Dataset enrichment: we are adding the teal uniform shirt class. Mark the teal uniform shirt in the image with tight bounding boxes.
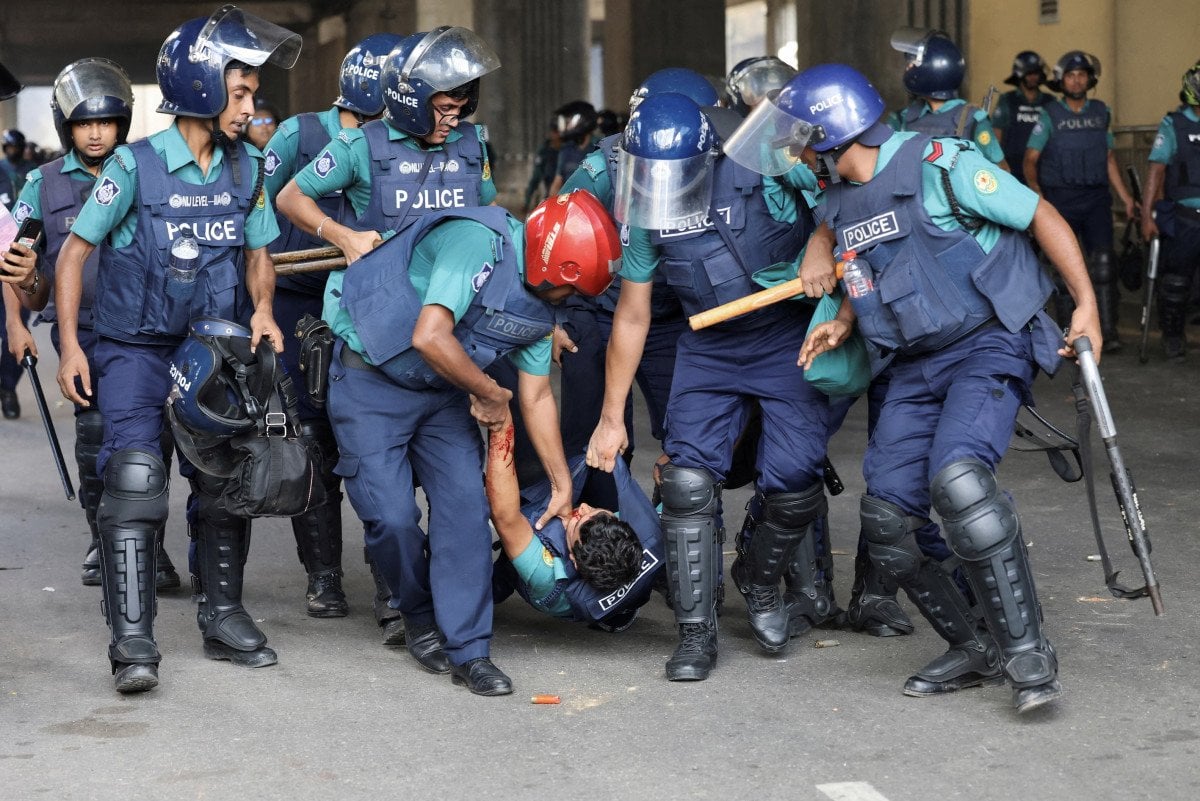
[12,149,95,224]
[1149,106,1200,210]
[261,105,343,199]
[889,98,1006,164]
[620,163,817,286]
[511,537,572,618]
[1025,98,1116,153]
[561,148,613,203]
[293,122,497,221]
[323,215,552,375]
[70,121,279,249]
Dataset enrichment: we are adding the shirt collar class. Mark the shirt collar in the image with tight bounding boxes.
[163,120,224,174]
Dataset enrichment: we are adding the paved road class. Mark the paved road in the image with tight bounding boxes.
[2,308,1198,800]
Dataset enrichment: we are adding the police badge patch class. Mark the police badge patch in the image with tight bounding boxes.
[94,176,121,206]
[12,200,33,224]
[973,169,999,195]
[263,149,281,176]
[313,151,337,179]
[471,262,494,292]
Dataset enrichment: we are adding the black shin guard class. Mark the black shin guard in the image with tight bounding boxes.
[76,412,105,583]
[660,465,719,680]
[932,460,1057,691]
[98,450,169,672]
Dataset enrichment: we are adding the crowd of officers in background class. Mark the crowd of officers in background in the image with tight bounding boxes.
[0,8,1193,713]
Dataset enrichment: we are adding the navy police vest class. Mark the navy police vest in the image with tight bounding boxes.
[649,155,811,329]
[822,135,1054,358]
[92,139,255,345]
[271,112,347,295]
[998,90,1053,178]
[37,159,101,328]
[0,163,14,210]
[900,100,980,139]
[1165,111,1200,203]
[341,206,554,390]
[1038,100,1110,188]
[356,120,485,235]
[513,455,663,623]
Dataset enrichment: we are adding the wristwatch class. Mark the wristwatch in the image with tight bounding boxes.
[20,269,40,296]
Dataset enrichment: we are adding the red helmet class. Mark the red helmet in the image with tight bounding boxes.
[525,190,621,297]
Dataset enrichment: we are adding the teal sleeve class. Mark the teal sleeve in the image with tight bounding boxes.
[561,151,613,206]
[293,131,371,216]
[991,96,1011,131]
[971,111,1005,164]
[1025,109,1052,152]
[510,536,572,617]
[416,221,499,321]
[509,335,553,376]
[480,149,497,205]
[244,157,281,249]
[886,109,904,132]
[1149,116,1176,164]
[69,146,138,246]
[13,168,44,223]
[619,226,658,283]
[945,148,1039,231]
[261,117,303,198]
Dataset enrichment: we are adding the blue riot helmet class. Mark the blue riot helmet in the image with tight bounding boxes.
[724,63,891,182]
[51,58,134,160]
[0,61,21,101]
[1005,50,1047,87]
[157,5,301,118]
[613,92,717,230]
[166,318,283,477]
[726,56,797,116]
[381,26,500,137]
[891,27,964,100]
[1049,51,1101,98]
[335,32,404,120]
[629,67,720,114]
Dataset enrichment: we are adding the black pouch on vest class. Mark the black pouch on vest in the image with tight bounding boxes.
[295,313,334,409]
[222,375,325,517]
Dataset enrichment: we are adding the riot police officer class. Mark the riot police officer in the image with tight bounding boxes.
[2,58,183,589]
[889,28,1006,166]
[725,56,796,117]
[992,51,1055,186]
[588,93,836,681]
[1024,51,1136,352]
[322,191,620,695]
[261,32,402,624]
[732,63,1101,712]
[2,128,38,197]
[53,6,300,693]
[1141,62,1200,360]
[546,100,598,197]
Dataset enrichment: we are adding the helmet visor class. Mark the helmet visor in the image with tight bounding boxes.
[613,148,715,229]
[728,60,796,110]
[0,62,21,101]
[195,5,302,70]
[722,98,815,176]
[889,27,940,64]
[54,59,133,120]
[401,27,500,92]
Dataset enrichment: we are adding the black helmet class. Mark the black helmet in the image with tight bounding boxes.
[3,128,26,151]
[50,58,134,155]
[1005,51,1047,86]
[555,99,598,142]
[1049,51,1100,97]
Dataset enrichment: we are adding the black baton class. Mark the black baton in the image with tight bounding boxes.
[20,349,75,501]
[1074,336,1163,615]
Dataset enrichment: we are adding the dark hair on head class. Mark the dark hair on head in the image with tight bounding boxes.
[572,514,642,591]
[225,60,259,77]
[444,79,479,101]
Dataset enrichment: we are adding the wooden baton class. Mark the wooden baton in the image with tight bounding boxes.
[272,245,343,265]
[275,257,348,276]
[687,261,846,331]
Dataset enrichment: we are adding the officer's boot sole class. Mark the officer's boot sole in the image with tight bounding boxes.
[665,654,717,682]
[114,663,159,694]
[203,640,279,668]
[306,604,349,619]
[903,671,1005,697]
[1014,679,1062,714]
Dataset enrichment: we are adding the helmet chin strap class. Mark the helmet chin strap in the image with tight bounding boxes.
[813,142,852,185]
[209,117,242,185]
[75,146,112,168]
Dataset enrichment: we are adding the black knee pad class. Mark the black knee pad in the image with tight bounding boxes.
[660,464,717,517]
[101,449,169,528]
[1159,272,1191,306]
[76,410,104,449]
[762,481,826,530]
[931,459,1019,562]
[859,494,923,583]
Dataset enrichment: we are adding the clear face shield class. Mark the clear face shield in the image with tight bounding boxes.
[728,60,797,111]
[54,59,133,119]
[722,97,818,176]
[192,5,302,70]
[613,147,716,230]
[889,27,941,66]
[398,26,500,92]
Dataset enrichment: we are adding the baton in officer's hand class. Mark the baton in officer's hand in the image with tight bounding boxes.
[1074,335,1163,615]
[21,348,76,501]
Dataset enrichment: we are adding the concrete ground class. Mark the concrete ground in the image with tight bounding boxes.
[1,304,1198,801]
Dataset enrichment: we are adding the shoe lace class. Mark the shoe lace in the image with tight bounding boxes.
[678,623,713,652]
[748,583,781,613]
[310,572,343,596]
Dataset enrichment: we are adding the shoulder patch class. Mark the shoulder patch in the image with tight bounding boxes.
[541,546,555,566]
[973,169,999,195]
[581,158,602,179]
[1153,133,1165,151]
[476,124,489,143]
[93,176,121,206]
[336,130,352,145]
[924,140,945,163]
[263,148,281,176]
[113,148,134,173]
[12,200,33,225]
[312,150,337,179]
[482,160,491,182]
[471,261,494,292]
[976,130,992,146]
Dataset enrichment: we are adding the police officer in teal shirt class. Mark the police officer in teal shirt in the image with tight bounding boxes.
[53,7,299,695]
